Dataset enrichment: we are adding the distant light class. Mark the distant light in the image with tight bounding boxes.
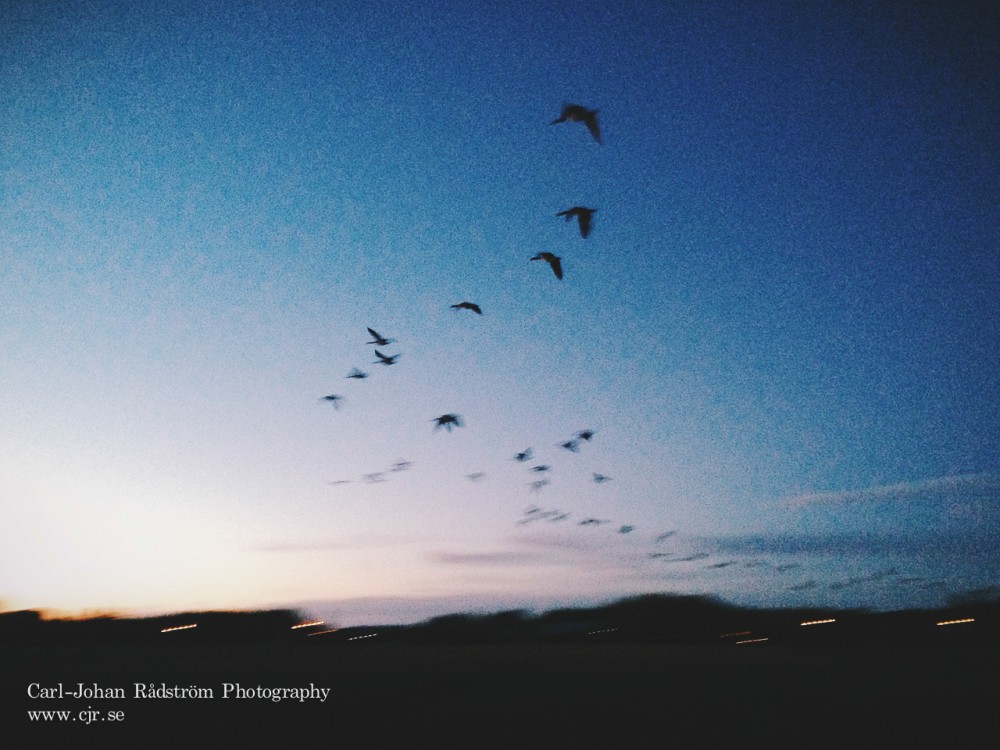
[800,618,836,627]
[587,628,619,636]
[160,623,197,633]
[292,620,324,629]
[735,637,769,645]
[347,633,379,641]
[307,629,339,636]
[936,618,975,626]
[719,631,752,639]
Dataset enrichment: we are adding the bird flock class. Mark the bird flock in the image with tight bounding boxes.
[315,103,939,597]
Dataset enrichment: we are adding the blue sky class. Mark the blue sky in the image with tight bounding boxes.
[2,0,997,626]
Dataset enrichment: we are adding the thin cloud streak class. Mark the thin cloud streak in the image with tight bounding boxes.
[784,472,1000,509]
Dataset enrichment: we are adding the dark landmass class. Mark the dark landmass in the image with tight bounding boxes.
[4,594,998,743]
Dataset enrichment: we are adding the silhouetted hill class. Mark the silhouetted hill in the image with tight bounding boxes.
[4,594,996,647]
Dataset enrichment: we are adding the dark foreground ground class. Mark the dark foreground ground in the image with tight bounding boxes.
[5,639,997,744]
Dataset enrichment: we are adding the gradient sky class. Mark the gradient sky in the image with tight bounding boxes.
[2,0,998,626]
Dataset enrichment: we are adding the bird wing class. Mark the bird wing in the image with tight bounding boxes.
[578,212,592,238]
[550,256,563,279]
[584,112,601,143]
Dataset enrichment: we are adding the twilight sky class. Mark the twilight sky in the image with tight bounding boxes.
[2,0,998,626]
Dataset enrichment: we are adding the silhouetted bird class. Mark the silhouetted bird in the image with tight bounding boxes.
[550,104,601,143]
[367,327,394,346]
[592,473,612,483]
[618,525,635,534]
[450,302,482,315]
[433,413,463,431]
[514,449,533,462]
[390,460,413,472]
[579,518,609,526]
[531,252,563,279]
[559,440,580,453]
[557,207,597,239]
[363,472,386,483]
[320,394,344,409]
[653,531,677,543]
[577,429,595,441]
[346,368,369,379]
[374,349,399,365]
[529,479,550,491]
[465,472,486,482]
[530,465,551,473]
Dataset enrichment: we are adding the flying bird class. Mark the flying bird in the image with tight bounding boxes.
[618,525,635,534]
[346,368,369,379]
[433,413,463,431]
[550,104,601,143]
[557,207,596,239]
[374,350,399,366]
[465,472,486,482]
[390,460,413,472]
[579,518,610,526]
[559,440,580,453]
[366,327,394,346]
[514,449,533,462]
[450,302,482,315]
[531,252,563,280]
[528,479,550,491]
[319,394,344,409]
[576,429,595,441]
[592,473,612,484]
[530,465,551,473]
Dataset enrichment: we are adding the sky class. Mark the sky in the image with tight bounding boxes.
[2,0,998,627]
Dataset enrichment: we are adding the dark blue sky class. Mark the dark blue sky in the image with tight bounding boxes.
[2,0,997,624]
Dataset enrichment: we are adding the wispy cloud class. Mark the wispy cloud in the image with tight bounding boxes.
[784,472,1000,509]
[429,551,553,567]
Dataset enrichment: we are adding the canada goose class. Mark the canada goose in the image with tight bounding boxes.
[531,252,563,280]
[432,413,463,431]
[366,327,394,346]
[550,103,601,143]
[557,207,596,239]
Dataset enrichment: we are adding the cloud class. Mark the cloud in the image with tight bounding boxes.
[712,529,997,558]
[784,472,1000,509]
[429,551,552,567]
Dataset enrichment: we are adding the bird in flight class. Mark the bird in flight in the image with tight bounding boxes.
[559,440,580,453]
[514,448,533,462]
[450,302,482,315]
[576,429,595,441]
[390,459,413,472]
[374,349,399,366]
[319,394,344,409]
[465,471,486,482]
[346,368,369,379]
[592,473,612,484]
[366,327,395,346]
[432,413,463,431]
[557,207,597,239]
[530,465,551,473]
[531,252,563,280]
[550,104,601,143]
[579,517,610,526]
